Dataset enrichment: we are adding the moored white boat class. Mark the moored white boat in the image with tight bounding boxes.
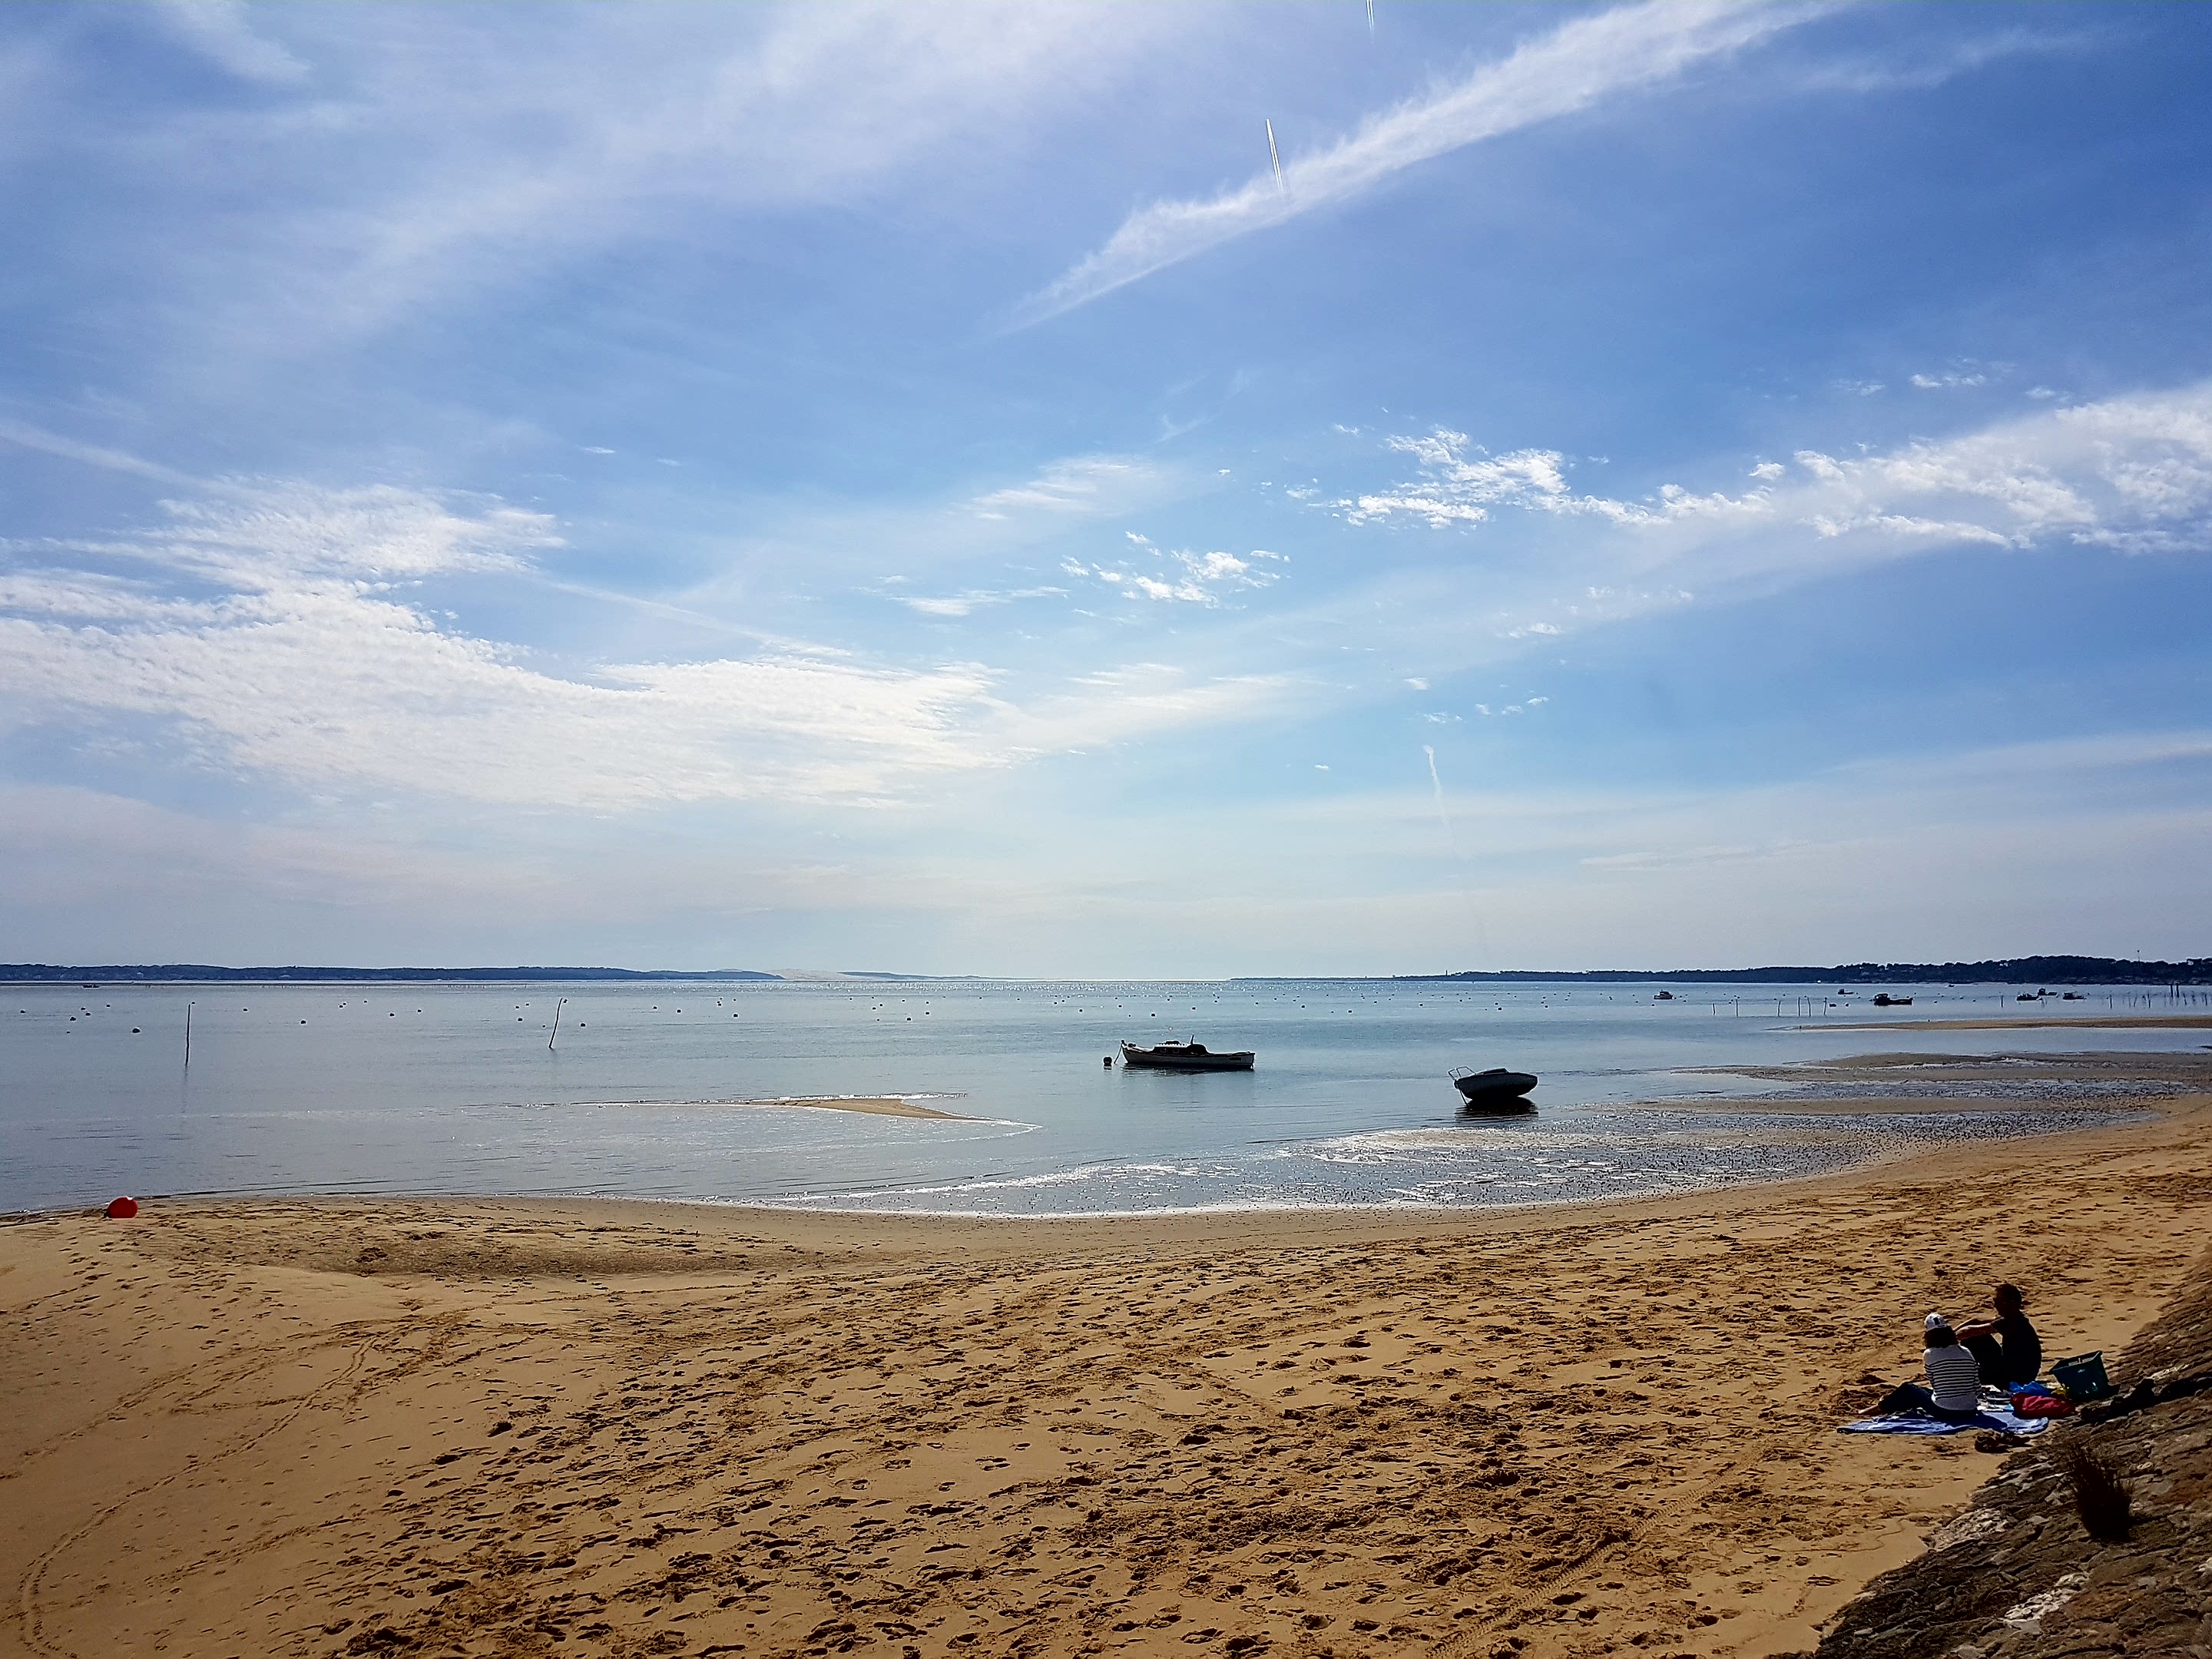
[1118,1040,1255,1071]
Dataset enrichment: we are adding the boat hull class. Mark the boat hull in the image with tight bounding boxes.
[1120,1043,1255,1071]
[1452,1068,1538,1110]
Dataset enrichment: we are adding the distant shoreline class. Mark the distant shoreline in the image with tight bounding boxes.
[0,965,980,985]
[5,952,2206,986]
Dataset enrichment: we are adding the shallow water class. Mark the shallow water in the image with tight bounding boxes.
[2,979,2200,1215]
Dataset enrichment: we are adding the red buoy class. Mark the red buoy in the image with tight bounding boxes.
[104,1196,138,1219]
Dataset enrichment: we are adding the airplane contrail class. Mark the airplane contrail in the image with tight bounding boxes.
[1366,0,1375,35]
[1423,744,1456,849]
[1266,118,1283,190]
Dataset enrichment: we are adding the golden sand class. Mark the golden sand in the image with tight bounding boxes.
[5,1073,2210,1659]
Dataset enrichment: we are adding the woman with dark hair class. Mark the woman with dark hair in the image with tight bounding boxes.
[1875,1314,1985,1422]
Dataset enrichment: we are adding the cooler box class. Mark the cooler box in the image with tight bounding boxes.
[2052,1351,2113,1401]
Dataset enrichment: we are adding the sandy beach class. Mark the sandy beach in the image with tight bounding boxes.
[5,1060,2211,1659]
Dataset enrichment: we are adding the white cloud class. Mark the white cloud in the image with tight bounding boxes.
[1910,369,1989,389]
[1345,430,1754,530]
[1060,546,1283,606]
[0,484,1008,810]
[1351,382,2212,569]
[0,475,1313,813]
[1015,0,1825,324]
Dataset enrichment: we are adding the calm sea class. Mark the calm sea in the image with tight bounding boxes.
[2,979,2197,1217]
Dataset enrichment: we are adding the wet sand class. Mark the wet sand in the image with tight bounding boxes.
[1814,1012,2212,1032]
[638,1096,975,1121]
[1667,1048,2212,1114]
[5,1065,2211,1659]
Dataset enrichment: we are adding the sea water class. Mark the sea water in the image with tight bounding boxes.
[1,979,2197,1216]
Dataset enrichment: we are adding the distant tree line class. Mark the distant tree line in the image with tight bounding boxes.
[0,965,783,983]
[1403,955,2209,985]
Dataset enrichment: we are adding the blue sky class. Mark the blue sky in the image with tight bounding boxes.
[2,1,2208,974]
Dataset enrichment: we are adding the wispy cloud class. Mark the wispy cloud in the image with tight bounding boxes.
[1790,25,2098,94]
[890,585,1064,618]
[1346,383,2212,565]
[0,476,1308,811]
[1014,0,1826,325]
[154,0,312,86]
[0,483,1005,810]
[0,416,199,487]
[57,5,1198,350]
[966,456,1157,521]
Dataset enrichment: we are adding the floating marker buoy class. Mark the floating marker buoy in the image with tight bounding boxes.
[105,1196,138,1218]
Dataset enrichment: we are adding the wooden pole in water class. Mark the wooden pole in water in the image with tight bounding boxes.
[184,1001,193,1068]
[549,997,565,1052]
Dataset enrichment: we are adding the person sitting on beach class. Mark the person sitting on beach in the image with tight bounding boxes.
[1953,1282,2041,1387]
[1874,1314,1985,1422]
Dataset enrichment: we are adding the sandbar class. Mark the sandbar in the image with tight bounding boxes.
[1813,1012,2212,1031]
[1642,1048,2212,1114]
[5,1061,2210,1659]
[629,1094,975,1121]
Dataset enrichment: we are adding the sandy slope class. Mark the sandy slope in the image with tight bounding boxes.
[4,1081,2210,1659]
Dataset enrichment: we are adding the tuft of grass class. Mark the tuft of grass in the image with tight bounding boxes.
[2049,1437,2134,1540]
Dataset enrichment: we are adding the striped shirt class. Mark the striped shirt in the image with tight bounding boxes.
[1926,1342,1982,1413]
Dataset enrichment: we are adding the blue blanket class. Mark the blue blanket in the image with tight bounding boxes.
[1839,1406,2051,1436]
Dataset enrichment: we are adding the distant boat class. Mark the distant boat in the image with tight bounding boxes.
[1452,1068,1538,1111]
[1654,989,1674,1001]
[1119,1040,1254,1071]
[2061,992,2085,1000]
[1871,993,1913,1007]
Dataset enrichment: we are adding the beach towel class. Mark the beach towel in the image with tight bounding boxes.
[1839,1406,2051,1436]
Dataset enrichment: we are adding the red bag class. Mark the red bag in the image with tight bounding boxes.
[2011,1392,2074,1418]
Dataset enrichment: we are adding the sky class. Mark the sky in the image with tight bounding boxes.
[1,1,2208,976]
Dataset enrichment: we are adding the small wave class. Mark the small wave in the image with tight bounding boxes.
[780,1160,1207,1205]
